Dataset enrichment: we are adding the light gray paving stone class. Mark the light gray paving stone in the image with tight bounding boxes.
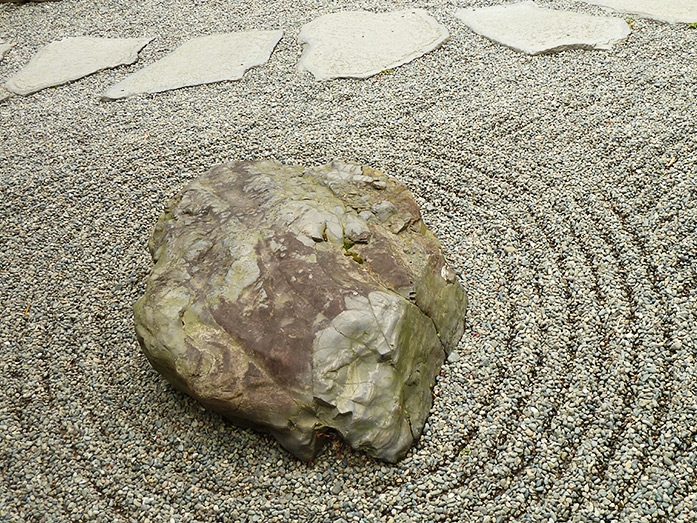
[297,9,449,80]
[0,42,11,61]
[101,31,282,100]
[583,0,697,24]
[455,2,630,55]
[0,44,9,101]
[3,36,151,96]
[134,160,466,464]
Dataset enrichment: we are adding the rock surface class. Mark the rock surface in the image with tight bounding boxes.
[456,2,630,55]
[0,44,10,102]
[584,0,697,24]
[3,36,151,96]
[134,160,466,462]
[0,42,11,60]
[102,31,282,100]
[298,10,449,80]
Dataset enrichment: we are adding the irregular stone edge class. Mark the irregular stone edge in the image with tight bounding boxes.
[1,43,16,102]
[0,42,11,60]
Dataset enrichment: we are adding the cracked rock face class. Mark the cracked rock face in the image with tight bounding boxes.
[134,160,466,462]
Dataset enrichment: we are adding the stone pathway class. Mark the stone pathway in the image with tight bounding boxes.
[456,2,630,55]
[4,36,150,96]
[102,31,282,101]
[584,0,697,24]
[297,9,449,80]
[1,3,695,100]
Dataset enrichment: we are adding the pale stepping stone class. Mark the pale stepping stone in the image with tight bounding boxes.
[455,2,630,55]
[0,42,11,61]
[582,0,697,24]
[0,43,9,103]
[298,9,449,80]
[102,31,282,100]
[1,43,12,101]
[4,37,151,96]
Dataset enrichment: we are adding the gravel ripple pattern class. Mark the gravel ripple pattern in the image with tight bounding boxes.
[1,0,696,522]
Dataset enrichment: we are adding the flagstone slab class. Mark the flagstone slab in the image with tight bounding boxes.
[4,37,151,96]
[298,10,449,80]
[455,2,630,55]
[101,31,282,100]
[0,44,9,102]
[583,0,697,24]
[0,42,11,61]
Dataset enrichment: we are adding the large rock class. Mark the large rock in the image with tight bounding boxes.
[583,0,697,24]
[4,37,151,96]
[134,160,466,462]
[102,31,282,100]
[298,10,449,80]
[456,2,630,55]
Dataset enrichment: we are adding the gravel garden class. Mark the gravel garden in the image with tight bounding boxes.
[1,0,696,521]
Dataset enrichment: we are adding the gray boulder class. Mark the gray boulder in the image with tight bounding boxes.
[134,160,466,462]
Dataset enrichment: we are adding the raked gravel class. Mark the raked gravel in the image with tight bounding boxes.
[1,0,696,522]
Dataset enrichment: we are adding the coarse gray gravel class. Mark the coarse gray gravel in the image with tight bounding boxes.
[1,0,696,522]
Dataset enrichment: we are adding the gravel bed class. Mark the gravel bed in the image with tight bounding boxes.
[1,0,696,521]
